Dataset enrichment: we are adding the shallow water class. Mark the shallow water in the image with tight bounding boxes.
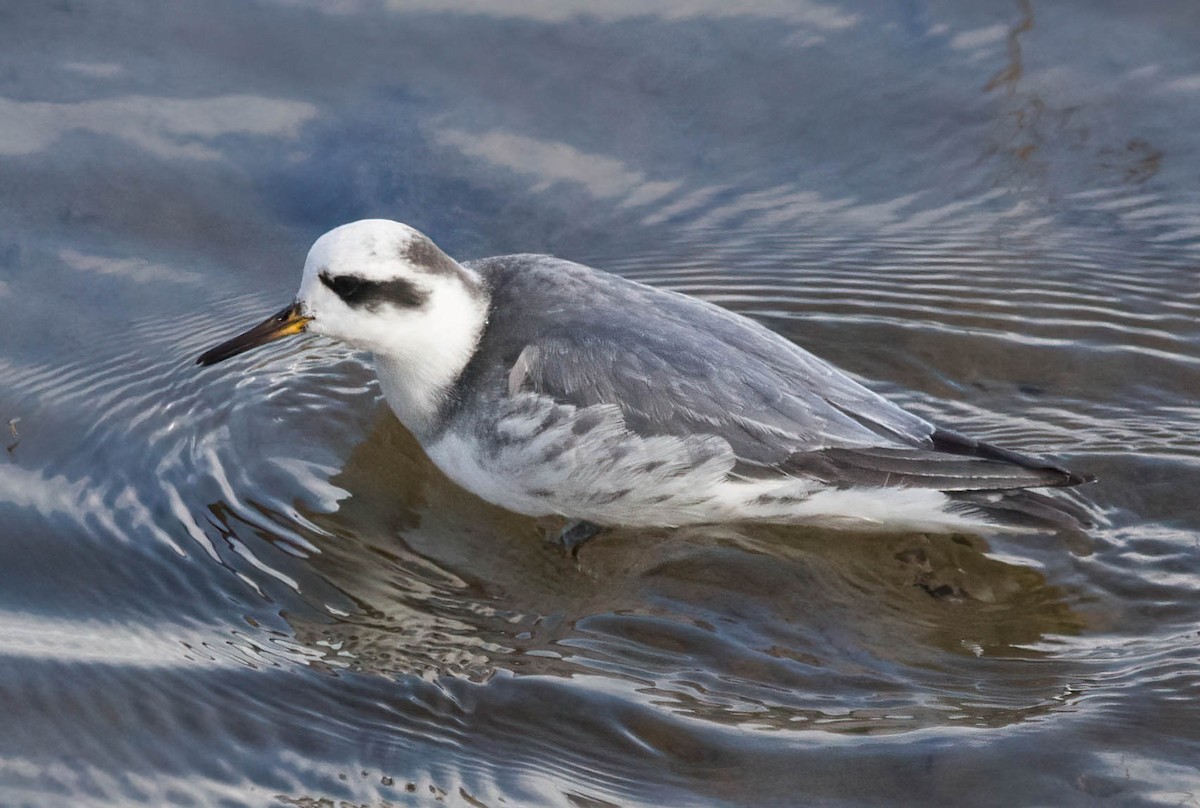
[2,1,1200,805]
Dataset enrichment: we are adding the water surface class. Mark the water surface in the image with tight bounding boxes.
[2,1,1200,805]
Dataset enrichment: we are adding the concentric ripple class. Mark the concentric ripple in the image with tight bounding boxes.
[4,206,1199,804]
[4,1,1200,803]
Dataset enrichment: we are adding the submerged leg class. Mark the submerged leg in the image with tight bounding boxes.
[553,519,604,557]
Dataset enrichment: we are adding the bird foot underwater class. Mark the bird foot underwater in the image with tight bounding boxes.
[551,519,605,557]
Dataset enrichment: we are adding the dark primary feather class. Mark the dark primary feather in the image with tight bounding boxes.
[452,254,1087,494]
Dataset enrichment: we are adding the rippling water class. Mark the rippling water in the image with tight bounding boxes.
[3,1,1200,805]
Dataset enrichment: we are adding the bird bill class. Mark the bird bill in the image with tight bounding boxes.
[196,302,311,366]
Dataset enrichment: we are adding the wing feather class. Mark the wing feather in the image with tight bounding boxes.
[477,254,1085,493]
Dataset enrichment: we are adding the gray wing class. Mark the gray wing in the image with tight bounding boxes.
[494,260,1082,492]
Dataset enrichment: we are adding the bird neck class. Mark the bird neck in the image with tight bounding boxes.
[372,273,490,441]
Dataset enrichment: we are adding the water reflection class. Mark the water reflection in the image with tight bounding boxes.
[273,0,862,29]
[0,95,316,161]
[275,409,1090,734]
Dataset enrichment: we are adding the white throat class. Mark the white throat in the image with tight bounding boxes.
[371,275,489,439]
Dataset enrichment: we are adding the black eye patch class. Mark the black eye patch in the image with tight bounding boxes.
[323,274,363,299]
[319,271,428,309]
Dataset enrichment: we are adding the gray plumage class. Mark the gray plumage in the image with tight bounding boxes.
[440,254,1083,497]
[198,219,1091,532]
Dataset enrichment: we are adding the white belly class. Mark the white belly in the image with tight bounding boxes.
[421,397,986,532]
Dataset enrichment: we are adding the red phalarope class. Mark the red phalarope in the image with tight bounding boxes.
[198,220,1092,540]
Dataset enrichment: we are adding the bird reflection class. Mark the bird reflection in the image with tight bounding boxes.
[281,407,1089,732]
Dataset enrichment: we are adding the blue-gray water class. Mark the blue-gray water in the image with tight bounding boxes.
[2,1,1200,805]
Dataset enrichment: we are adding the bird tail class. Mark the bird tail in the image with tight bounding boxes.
[928,427,1094,487]
[947,486,1102,536]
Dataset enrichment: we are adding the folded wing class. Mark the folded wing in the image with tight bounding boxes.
[506,295,1084,492]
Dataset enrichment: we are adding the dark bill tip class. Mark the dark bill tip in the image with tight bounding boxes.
[196,302,312,367]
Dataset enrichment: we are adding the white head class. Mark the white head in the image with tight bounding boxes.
[198,219,490,437]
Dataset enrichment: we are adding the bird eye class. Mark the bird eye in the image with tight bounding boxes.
[320,273,363,300]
